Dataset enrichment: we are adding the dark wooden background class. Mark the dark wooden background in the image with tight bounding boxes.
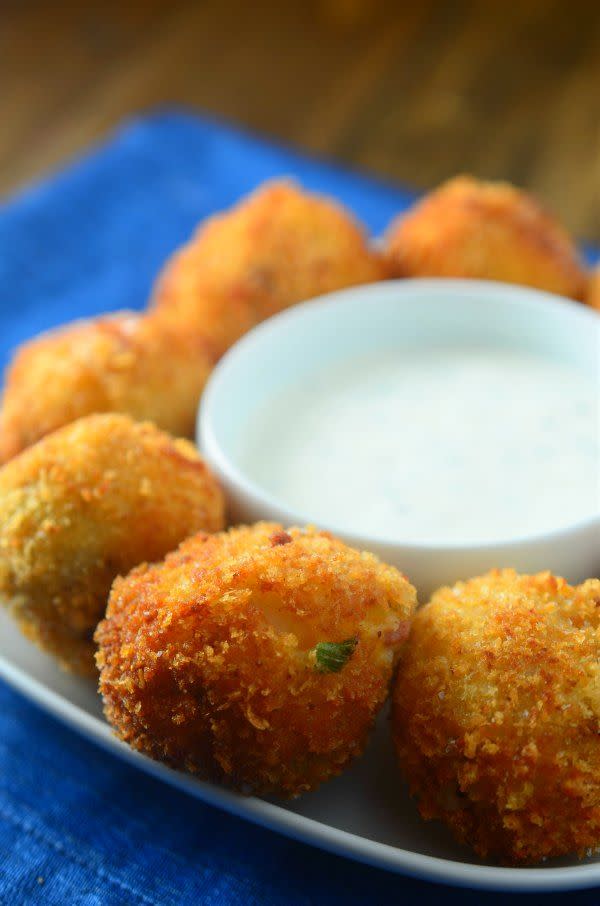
[2,0,599,242]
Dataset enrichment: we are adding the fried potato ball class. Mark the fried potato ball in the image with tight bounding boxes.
[0,414,224,675]
[393,569,600,864]
[0,312,213,463]
[384,176,587,300]
[152,180,386,357]
[153,251,258,359]
[586,266,600,311]
[96,522,417,797]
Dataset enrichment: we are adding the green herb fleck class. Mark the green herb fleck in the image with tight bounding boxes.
[312,637,358,673]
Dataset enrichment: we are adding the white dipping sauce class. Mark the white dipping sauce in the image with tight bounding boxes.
[239,348,600,543]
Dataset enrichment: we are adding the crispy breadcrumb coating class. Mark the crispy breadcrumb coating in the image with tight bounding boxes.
[384,176,587,300]
[586,267,600,311]
[0,312,213,463]
[393,569,600,865]
[152,180,387,357]
[0,414,224,675]
[96,522,417,797]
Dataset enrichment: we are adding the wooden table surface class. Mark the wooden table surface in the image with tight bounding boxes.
[2,0,599,242]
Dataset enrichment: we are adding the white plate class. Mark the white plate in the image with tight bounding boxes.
[1,610,598,893]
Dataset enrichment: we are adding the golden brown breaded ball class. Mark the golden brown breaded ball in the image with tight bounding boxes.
[152,180,386,358]
[393,569,600,865]
[384,176,587,300]
[153,252,258,360]
[0,414,224,675]
[0,312,213,463]
[586,266,600,311]
[96,522,417,797]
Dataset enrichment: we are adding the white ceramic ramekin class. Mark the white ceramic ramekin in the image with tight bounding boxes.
[198,278,599,597]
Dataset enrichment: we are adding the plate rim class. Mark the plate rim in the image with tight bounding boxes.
[1,654,599,893]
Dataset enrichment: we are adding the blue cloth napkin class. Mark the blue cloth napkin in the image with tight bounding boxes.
[0,111,597,905]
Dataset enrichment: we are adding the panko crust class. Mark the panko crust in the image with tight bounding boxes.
[393,569,600,864]
[0,311,213,463]
[586,267,600,311]
[152,180,387,357]
[0,414,224,675]
[384,176,587,300]
[96,522,417,798]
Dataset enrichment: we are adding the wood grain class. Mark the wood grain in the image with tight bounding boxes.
[1,0,598,241]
